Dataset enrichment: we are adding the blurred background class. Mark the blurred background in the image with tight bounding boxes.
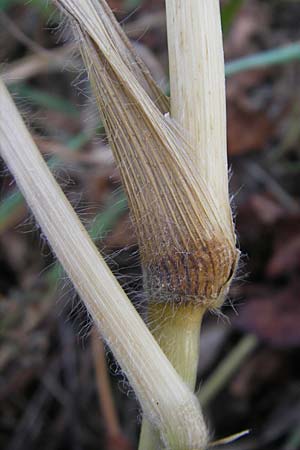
[1,0,300,449]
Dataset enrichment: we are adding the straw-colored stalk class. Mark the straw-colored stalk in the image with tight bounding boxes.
[139,1,238,447]
[0,79,208,450]
[166,0,231,219]
[54,0,239,448]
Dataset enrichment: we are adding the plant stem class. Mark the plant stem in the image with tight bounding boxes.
[0,79,208,450]
[148,304,205,389]
[166,0,231,225]
[139,2,233,448]
[55,2,236,448]
[139,304,205,450]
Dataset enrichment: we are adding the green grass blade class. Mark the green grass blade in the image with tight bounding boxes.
[0,190,24,233]
[0,0,17,11]
[225,42,300,76]
[0,0,55,17]
[221,0,243,35]
[89,190,128,242]
[9,84,79,117]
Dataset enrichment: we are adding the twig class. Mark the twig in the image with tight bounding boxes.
[1,44,76,85]
[91,327,131,444]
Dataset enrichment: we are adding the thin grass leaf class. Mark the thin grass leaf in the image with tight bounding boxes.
[89,191,127,242]
[0,0,55,17]
[9,83,79,117]
[221,0,243,35]
[0,0,17,10]
[226,42,300,76]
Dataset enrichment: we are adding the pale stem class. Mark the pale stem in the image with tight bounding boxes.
[148,304,205,390]
[139,1,229,448]
[166,0,232,226]
[0,80,208,450]
[139,305,205,450]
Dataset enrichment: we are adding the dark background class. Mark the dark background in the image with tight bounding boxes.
[1,1,300,449]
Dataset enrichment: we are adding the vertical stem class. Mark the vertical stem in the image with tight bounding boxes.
[139,1,229,448]
[148,304,205,390]
[166,0,231,225]
[139,305,205,450]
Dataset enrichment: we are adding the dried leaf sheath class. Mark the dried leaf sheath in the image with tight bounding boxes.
[59,0,168,113]
[58,0,239,308]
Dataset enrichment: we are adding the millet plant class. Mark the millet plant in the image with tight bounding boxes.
[0,1,240,449]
